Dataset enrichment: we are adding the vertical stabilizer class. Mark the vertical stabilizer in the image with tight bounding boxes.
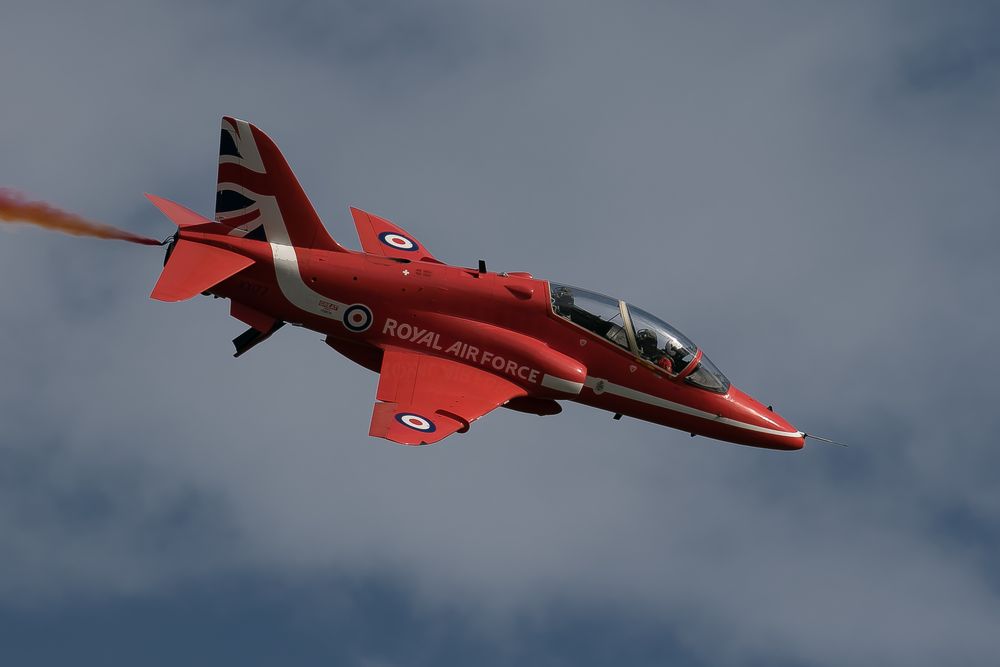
[215,117,346,252]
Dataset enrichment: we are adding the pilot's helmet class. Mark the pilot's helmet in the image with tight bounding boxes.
[553,287,575,309]
[636,328,658,353]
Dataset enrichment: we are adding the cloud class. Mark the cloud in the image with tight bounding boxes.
[2,1,1000,664]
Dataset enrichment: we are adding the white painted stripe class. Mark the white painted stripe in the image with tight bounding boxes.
[583,377,803,438]
[255,194,348,322]
[216,128,351,324]
[220,118,266,173]
[270,242,348,321]
[216,180,263,238]
[219,155,265,172]
[541,374,584,395]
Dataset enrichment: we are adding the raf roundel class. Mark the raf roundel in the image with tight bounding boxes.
[394,413,437,433]
[378,231,419,252]
[342,304,373,332]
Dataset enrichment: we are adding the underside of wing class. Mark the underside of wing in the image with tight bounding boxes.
[370,347,526,445]
[350,207,442,264]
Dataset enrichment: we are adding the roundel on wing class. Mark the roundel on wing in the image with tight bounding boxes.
[394,413,437,432]
[378,231,419,252]
[342,304,373,332]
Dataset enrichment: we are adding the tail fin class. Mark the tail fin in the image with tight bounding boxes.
[215,117,346,252]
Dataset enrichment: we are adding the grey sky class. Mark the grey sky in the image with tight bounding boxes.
[2,1,1000,665]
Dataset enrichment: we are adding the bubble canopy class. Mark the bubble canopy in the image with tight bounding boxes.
[549,282,731,393]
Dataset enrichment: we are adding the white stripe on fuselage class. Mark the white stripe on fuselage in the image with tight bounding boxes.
[541,374,584,395]
[254,194,348,321]
[584,377,803,438]
[270,242,348,321]
[223,126,349,322]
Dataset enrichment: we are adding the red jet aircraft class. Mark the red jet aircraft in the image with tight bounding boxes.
[146,117,806,450]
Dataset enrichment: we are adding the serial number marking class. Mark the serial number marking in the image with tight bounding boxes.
[236,280,269,297]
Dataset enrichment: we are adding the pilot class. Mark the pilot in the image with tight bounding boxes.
[635,329,668,371]
[636,328,658,357]
[664,338,684,370]
[553,287,575,318]
[656,355,674,373]
[635,329,663,364]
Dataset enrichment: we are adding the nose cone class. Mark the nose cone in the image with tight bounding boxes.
[726,386,805,451]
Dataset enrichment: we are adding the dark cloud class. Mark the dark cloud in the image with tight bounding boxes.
[2,1,1000,665]
[891,0,1000,96]
[0,576,711,667]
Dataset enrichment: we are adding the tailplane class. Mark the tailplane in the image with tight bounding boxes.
[144,193,255,302]
[150,240,254,302]
[215,117,346,252]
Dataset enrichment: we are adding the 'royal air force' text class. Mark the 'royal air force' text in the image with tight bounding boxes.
[382,318,541,384]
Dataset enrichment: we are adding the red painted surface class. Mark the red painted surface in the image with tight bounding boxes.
[147,118,805,451]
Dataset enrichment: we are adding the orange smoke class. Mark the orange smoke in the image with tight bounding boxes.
[0,188,162,246]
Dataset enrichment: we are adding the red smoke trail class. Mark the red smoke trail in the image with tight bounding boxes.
[0,188,162,246]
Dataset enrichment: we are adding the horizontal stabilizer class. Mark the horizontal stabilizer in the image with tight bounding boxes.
[151,240,254,302]
[145,193,214,228]
[350,207,442,264]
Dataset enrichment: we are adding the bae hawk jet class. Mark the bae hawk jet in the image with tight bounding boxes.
[146,117,808,450]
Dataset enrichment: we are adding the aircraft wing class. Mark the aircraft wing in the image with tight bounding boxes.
[370,347,526,445]
[350,207,443,264]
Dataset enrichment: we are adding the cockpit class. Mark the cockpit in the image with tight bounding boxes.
[549,282,731,393]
